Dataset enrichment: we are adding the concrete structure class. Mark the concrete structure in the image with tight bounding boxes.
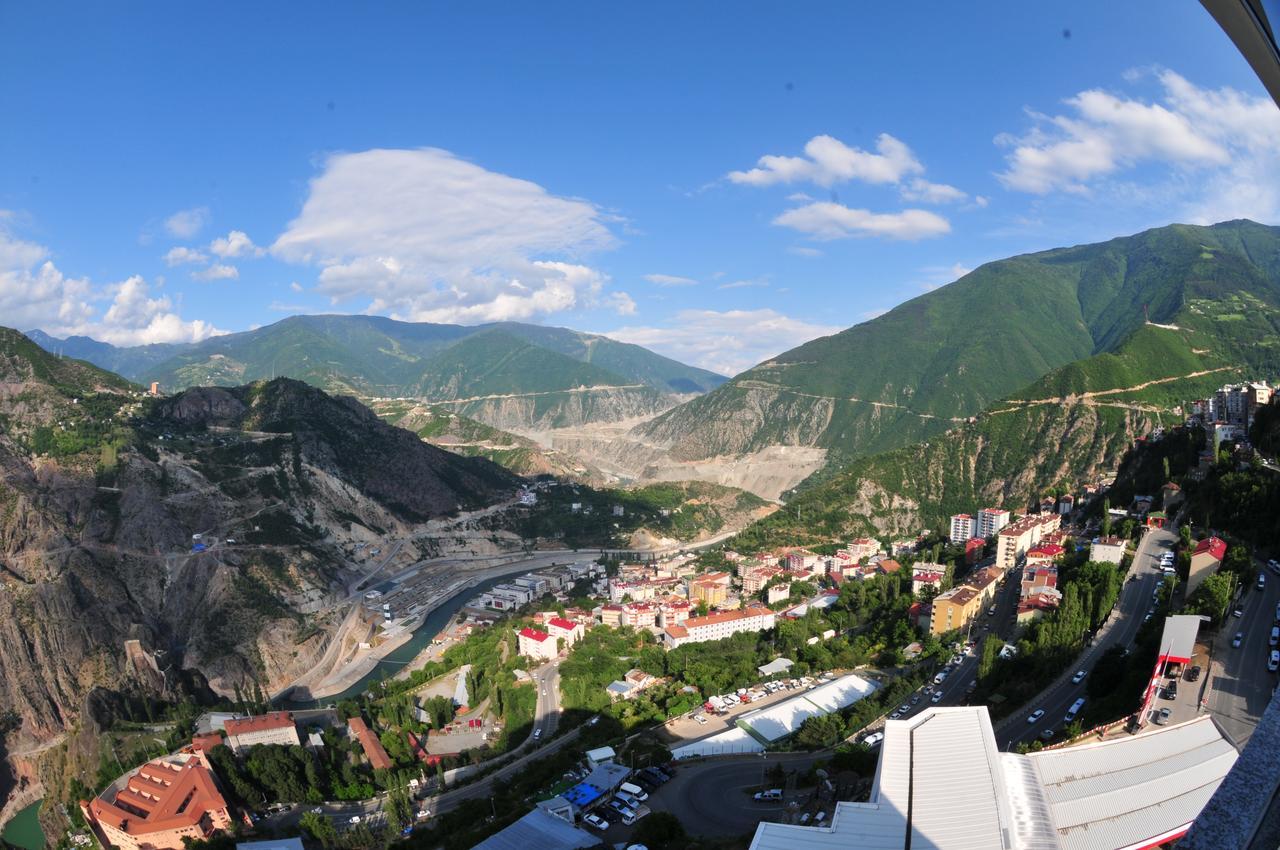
[1090,536,1126,566]
[928,586,981,636]
[997,513,1061,569]
[1187,537,1228,598]
[749,706,1237,850]
[977,507,1012,538]
[662,604,776,649]
[222,712,299,753]
[949,513,975,544]
[545,616,584,649]
[86,753,232,850]
[347,716,393,771]
[757,657,794,678]
[517,626,558,660]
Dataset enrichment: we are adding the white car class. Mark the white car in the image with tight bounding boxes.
[1270,651,1280,673]
[930,692,944,703]
[1027,709,1045,724]
[1071,670,1087,684]
[862,732,884,748]
[1233,632,1245,648]
[582,813,609,830]
[694,714,707,725]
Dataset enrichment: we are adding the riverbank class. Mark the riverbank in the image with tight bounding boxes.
[0,800,44,850]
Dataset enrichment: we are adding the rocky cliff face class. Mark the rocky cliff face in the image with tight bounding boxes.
[452,385,675,433]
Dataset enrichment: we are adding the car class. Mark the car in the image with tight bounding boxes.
[1027,709,1045,724]
[799,812,811,824]
[608,800,636,819]
[1270,626,1278,647]
[1039,728,1056,742]
[349,816,361,825]
[910,695,921,705]
[310,807,323,815]
[582,813,609,830]
[923,685,934,694]
[814,811,827,824]
[1154,707,1172,725]
[931,692,944,703]
[616,792,641,809]
[1071,670,1087,685]
[1270,650,1279,673]
[1275,602,1280,622]
[1185,665,1202,682]
[965,681,977,694]
[862,732,884,748]
[898,704,911,714]
[1260,575,1268,591]
[753,789,783,801]
[695,714,707,724]
[1144,613,1153,623]
[1234,606,1245,618]
[889,710,903,720]
[1163,681,1178,700]
[1234,631,1245,648]
[533,728,542,740]
[934,671,948,684]
[620,782,648,801]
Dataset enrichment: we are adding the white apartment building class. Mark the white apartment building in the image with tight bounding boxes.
[976,507,1011,539]
[949,514,975,544]
[223,712,300,753]
[663,606,776,649]
[517,627,558,661]
[996,513,1061,569]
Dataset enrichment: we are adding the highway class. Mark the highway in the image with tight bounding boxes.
[1207,555,1280,746]
[998,526,1176,749]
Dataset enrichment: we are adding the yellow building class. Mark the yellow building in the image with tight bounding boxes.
[929,586,982,636]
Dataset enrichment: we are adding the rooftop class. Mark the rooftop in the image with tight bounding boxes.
[89,754,227,838]
[546,617,578,631]
[223,711,295,736]
[518,627,552,643]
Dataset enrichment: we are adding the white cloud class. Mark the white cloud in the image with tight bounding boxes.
[0,216,221,345]
[717,278,768,290]
[787,246,823,258]
[774,202,951,241]
[209,229,264,258]
[192,263,239,281]
[273,147,625,323]
[643,273,699,287]
[606,291,637,315]
[729,133,923,187]
[996,70,1280,222]
[901,178,968,204]
[163,246,208,266]
[164,207,210,239]
[603,308,841,376]
[289,281,304,292]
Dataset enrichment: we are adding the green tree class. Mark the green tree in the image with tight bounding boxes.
[1186,572,1234,624]
[299,811,337,847]
[1102,498,1112,537]
[630,812,689,850]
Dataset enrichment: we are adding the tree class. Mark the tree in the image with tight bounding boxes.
[978,636,1000,680]
[1102,499,1112,537]
[630,811,689,850]
[1186,572,1234,624]
[299,811,337,847]
[1180,525,1193,547]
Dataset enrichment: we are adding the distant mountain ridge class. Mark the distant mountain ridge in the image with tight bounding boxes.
[638,220,1280,475]
[28,315,727,433]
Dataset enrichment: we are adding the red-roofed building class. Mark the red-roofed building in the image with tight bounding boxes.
[546,616,584,648]
[222,711,298,753]
[1187,537,1229,597]
[189,733,223,753]
[347,716,393,771]
[1017,592,1061,624]
[662,604,776,649]
[84,753,232,850]
[877,559,902,575]
[517,626,558,660]
[1025,543,1064,566]
[964,538,985,564]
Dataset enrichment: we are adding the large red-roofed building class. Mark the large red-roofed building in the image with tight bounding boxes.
[85,753,232,850]
[517,626,558,660]
[347,716,393,771]
[223,711,299,753]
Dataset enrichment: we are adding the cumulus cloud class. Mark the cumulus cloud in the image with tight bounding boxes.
[996,70,1280,222]
[164,207,210,239]
[773,202,951,241]
[192,263,239,281]
[272,147,626,323]
[209,229,264,258]
[0,216,221,345]
[901,178,968,204]
[603,308,841,376]
[163,246,208,266]
[729,133,924,187]
[643,273,699,287]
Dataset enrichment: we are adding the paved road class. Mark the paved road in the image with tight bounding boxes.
[999,527,1175,749]
[650,752,824,837]
[1208,557,1280,746]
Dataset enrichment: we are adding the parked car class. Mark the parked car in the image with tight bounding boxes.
[583,813,609,830]
[753,789,783,801]
[1234,606,1245,618]
[1269,650,1279,672]
[608,799,636,819]
[1185,665,1202,682]
[1163,681,1178,700]
[1071,670,1087,685]
[1027,709,1045,724]
[620,782,649,802]
[1234,631,1245,648]
[694,714,707,725]
[931,692,944,703]
[1154,707,1172,725]
[1039,728,1055,742]
[862,732,884,748]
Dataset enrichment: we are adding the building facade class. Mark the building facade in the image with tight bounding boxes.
[977,507,1011,538]
[663,605,776,649]
[222,712,299,753]
[517,626,559,660]
[949,514,975,544]
[86,754,232,850]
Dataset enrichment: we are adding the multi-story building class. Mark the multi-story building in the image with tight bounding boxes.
[928,586,982,636]
[85,753,232,850]
[662,605,776,649]
[1089,535,1126,565]
[911,562,946,596]
[222,712,299,753]
[1187,537,1228,598]
[741,566,783,595]
[949,514,975,544]
[996,513,1061,569]
[976,507,1011,539]
[546,616,584,648]
[517,626,558,660]
[766,583,791,605]
[847,538,881,562]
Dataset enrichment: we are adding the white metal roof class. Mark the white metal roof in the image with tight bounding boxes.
[737,674,878,742]
[1157,615,1202,663]
[671,726,764,759]
[1027,715,1238,850]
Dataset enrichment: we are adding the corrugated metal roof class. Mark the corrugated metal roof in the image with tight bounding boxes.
[1156,615,1202,662]
[1028,716,1238,850]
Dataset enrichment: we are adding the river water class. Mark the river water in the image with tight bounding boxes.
[1,801,44,850]
[278,562,559,708]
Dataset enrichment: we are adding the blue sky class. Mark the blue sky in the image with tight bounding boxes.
[2,2,1277,375]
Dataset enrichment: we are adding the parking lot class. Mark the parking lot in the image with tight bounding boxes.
[656,673,849,748]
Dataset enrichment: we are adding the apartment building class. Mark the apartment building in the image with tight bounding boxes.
[663,605,776,649]
[976,507,1011,539]
[1187,537,1228,598]
[846,538,881,562]
[222,712,299,753]
[1090,536,1127,565]
[546,616,584,649]
[928,586,982,636]
[911,562,946,596]
[517,626,559,661]
[996,513,1061,569]
[949,514,975,544]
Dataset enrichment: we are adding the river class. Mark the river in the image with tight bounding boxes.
[277,560,573,708]
[1,801,44,850]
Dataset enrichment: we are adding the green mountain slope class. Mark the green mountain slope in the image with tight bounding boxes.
[733,296,1280,546]
[28,314,725,398]
[639,220,1280,469]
